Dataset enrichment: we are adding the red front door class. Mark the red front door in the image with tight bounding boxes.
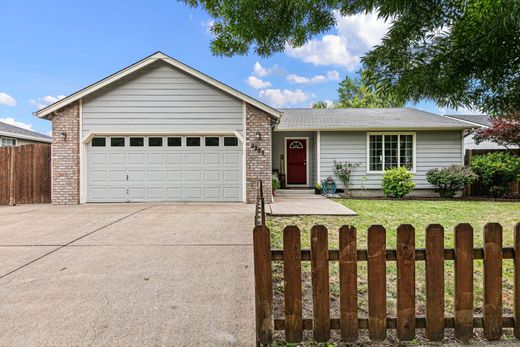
[286,139,307,185]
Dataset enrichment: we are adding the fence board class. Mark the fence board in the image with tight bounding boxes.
[455,223,474,340]
[397,224,416,340]
[515,223,520,339]
[0,144,50,205]
[253,225,273,345]
[368,225,387,341]
[310,225,330,342]
[339,225,358,342]
[283,226,303,342]
[425,224,445,341]
[484,223,503,340]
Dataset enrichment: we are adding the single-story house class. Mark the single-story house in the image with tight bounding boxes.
[34,52,475,204]
[0,121,52,147]
[444,114,507,150]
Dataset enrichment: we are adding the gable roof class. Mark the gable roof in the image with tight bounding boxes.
[34,51,281,119]
[0,121,52,143]
[444,114,490,127]
[277,108,477,131]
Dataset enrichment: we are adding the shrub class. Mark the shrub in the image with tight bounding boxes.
[272,178,280,191]
[382,167,416,198]
[470,152,520,197]
[426,165,478,198]
[332,160,360,196]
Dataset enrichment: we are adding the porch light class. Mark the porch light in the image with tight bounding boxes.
[256,132,261,140]
[60,132,67,141]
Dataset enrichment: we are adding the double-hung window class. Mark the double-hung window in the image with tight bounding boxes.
[367,133,415,172]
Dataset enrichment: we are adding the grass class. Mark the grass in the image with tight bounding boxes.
[266,199,520,345]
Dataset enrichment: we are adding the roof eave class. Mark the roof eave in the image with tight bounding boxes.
[0,131,52,143]
[34,52,281,119]
[275,125,478,132]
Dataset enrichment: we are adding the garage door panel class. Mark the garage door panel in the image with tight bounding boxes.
[222,170,239,182]
[166,170,183,182]
[128,170,145,182]
[109,153,126,164]
[204,153,220,164]
[204,170,220,181]
[148,170,164,182]
[88,136,242,202]
[223,153,240,164]
[147,153,164,164]
[128,153,145,164]
[185,153,202,164]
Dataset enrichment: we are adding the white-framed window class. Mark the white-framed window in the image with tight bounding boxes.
[367,132,416,173]
[1,137,17,146]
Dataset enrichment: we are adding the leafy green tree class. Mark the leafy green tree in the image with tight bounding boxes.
[313,71,404,108]
[182,0,520,115]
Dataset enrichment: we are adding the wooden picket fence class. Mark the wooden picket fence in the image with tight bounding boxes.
[253,222,520,345]
[0,144,51,205]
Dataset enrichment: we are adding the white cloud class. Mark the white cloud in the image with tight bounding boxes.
[201,19,215,35]
[0,117,33,130]
[253,62,283,77]
[0,92,17,106]
[287,70,340,84]
[437,105,484,116]
[30,95,66,110]
[286,11,390,70]
[246,76,272,89]
[258,89,312,108]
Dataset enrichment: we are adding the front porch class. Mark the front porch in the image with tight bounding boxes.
[272,131,318,189]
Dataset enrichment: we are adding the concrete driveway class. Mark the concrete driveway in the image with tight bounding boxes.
[0,203,256,347]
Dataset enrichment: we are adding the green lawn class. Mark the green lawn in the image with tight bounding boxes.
[266,199,520,344]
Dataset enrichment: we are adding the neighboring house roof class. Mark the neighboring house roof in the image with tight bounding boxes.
[277,108,477,131]
[34,51,281,119]
[0,121,52,143]
[444,114,490,127]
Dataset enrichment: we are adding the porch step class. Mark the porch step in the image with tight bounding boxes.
[276,189,314,195]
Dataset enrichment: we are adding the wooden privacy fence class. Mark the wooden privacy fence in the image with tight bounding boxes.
[0,144,51,205]
[253,222,520,345]
[465,148,520,196]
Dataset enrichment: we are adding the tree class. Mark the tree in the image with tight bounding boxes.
[313,71,404,108]
[473,114,520,153]
[182,0,520,115]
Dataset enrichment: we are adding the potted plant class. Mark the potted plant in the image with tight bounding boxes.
[272,178,281,196]
[314,182,322,195]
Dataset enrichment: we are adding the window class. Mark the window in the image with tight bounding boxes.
[149,137,163,147]
[110,137,125,147]
[368,133,414,172]
[205,137,219,146]
[224,137,238,147]
[92,137,106,147]
[130,137,144,147]
[167,137,182,147]
[186,137,200,146]
[1,137,16,146]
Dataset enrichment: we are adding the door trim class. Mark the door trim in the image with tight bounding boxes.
[284,137,309,187]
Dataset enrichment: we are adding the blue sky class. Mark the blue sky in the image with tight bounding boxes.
[0,0,464,136]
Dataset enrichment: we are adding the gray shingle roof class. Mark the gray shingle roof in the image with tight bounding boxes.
[444,114,490,127]
[277,108,477,130]
[0,121,52,142]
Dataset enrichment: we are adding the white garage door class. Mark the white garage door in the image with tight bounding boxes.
[87,135,243,202]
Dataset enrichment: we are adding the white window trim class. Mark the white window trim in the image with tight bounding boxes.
[366,132,417,174]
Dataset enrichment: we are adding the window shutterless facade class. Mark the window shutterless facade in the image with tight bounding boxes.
[0,137,17,146]
[367,132,416,173]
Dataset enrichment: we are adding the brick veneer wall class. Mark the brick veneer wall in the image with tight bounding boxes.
[50,101,80,205]
[245,104,273,203]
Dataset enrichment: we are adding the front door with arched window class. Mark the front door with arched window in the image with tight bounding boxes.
[286,138,307,185]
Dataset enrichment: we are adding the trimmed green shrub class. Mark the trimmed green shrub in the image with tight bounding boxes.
[272,178,280,191]
[382,167,416,198]
[470,152,520,197]
[426,165,478,198]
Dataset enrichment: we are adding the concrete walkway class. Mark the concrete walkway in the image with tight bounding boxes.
[267,195,357,216]
[0,203,256,347]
